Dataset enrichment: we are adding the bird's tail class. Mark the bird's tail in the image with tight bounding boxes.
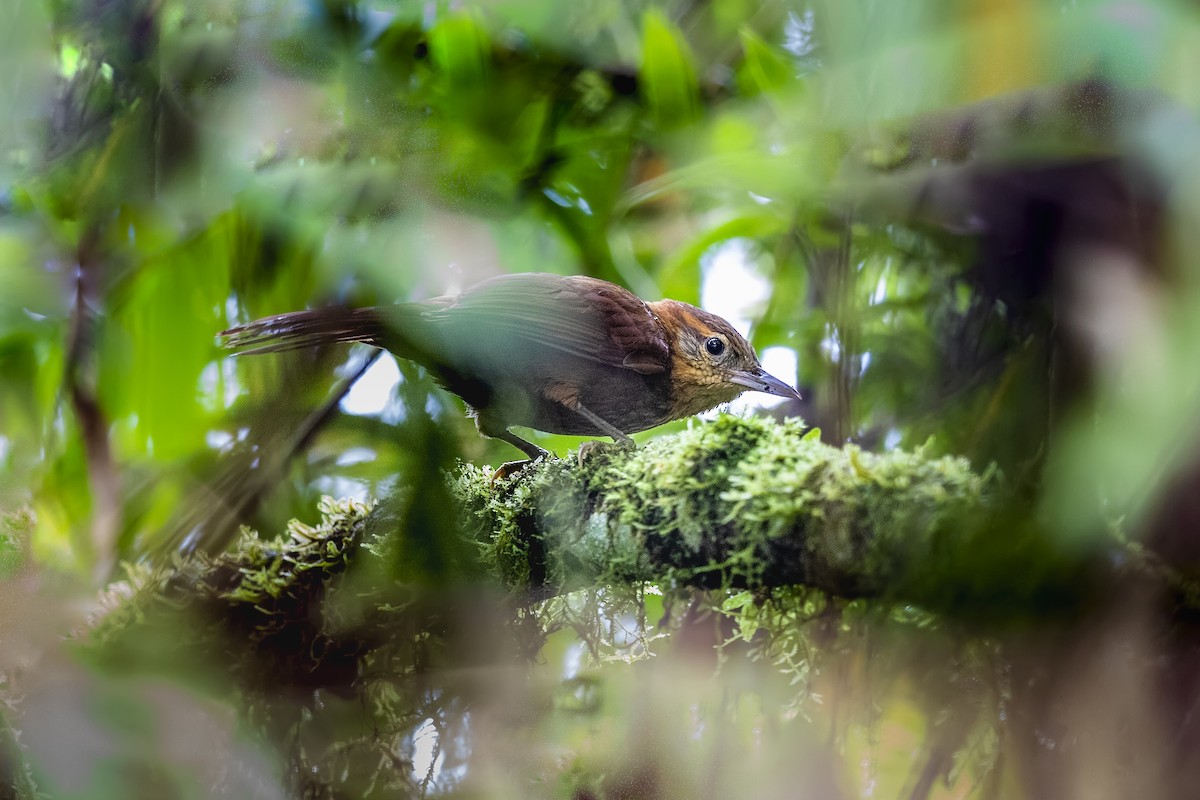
[220,306,393,355]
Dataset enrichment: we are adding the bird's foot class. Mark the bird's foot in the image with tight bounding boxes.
[577,437,636,468]
[491,457,540,484]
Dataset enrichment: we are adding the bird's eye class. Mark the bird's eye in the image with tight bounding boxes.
[705,337,725,357]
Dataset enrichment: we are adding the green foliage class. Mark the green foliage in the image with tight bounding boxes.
[736,28,796,96]
[639,11,700,129]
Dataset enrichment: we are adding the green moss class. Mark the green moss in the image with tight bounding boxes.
[91,416,1033,657]
[457,415,991,603]
[0,508,32,580]
[218,496,371,610]
[91,496,373,684]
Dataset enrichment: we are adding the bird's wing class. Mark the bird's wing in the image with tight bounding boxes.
[420,273,670,376]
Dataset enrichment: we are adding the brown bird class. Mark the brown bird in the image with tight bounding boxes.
[221,273,799,468]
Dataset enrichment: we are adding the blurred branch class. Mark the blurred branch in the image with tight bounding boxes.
[801,211,856,445]
[152,349,383,558]
[840,80,1169,315]
[846,78,1150,176]
[64,260,121,585]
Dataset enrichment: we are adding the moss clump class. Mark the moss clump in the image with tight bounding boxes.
[457,415,993,604]
[92,496,373,693]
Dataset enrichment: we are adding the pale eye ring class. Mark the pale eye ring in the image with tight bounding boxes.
[705,337,725,357]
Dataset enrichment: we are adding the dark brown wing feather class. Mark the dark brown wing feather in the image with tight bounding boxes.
[421,273,669,376]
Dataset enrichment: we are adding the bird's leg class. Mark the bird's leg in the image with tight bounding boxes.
[540,383,635,464]
[568,401,636,468]
[490,427,551,461]
[571,402,634,446]
[477,413,549,482]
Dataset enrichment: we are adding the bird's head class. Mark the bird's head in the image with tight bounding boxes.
[651,300,801,418]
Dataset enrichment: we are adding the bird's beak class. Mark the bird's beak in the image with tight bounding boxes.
[729,368,802,400]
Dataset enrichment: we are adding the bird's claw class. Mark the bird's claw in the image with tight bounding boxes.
[490,457,541,484]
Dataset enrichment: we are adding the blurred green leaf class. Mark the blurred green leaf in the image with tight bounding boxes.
[737,27,795,96]
[639,10,699,129]
[428,10,491,87]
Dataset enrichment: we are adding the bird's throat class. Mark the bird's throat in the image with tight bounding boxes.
[667,380,744,420]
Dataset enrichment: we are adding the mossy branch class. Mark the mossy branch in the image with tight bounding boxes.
[454,415,1045,610]
[95,415,1110,669]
